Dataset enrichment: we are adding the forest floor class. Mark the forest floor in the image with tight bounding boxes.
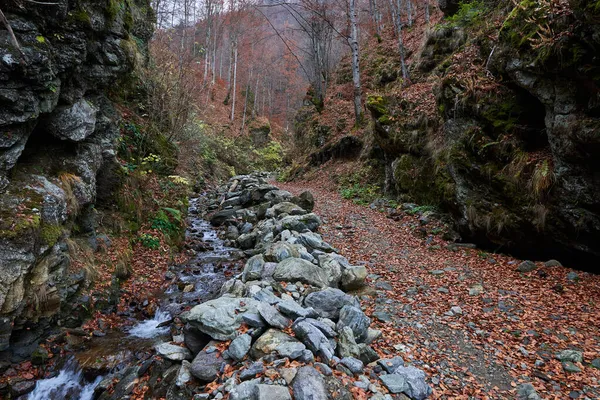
[277,175,600,400]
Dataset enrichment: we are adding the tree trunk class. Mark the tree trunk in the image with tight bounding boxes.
[349,0,362,124]
[230,40,238,121]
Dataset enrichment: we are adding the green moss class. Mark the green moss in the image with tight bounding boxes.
[69,9,92,26]
[106,0,121,20]
[366,95,392,125]
[40,223,63,247]
[445,0,486,27]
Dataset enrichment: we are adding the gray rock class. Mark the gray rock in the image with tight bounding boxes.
[252,288,281,305]
[292,319,335,361]
[47,98,98,141]
[556,350,583,363]
[337,305,370,342]
[256,384,292,400]
[279,213,321,232]
[242,312,266,328]
[303,318,337,338]
[230,378,260,400]
[304,288,356,319]
[337,326,360,358]
[277,300,317,319]
[297,232,335,253]
[250,329,305,359]
[468,284,484,296]
[516,260,537,272]
[266,201,306,218]
[187,297,259,340]
[243,255,265,282]
[272,258,329,287]
[264,242,300,262]
[155,342,192,361]
[257,302,291,330]
[562,361,581,373]
[544,259,562,267]
[379,373,407,394]
[378,357,404,373]
[292,366,328,400]
[240,362,264,381]
[314,362,332,376]
[516,383,542,400]
[591,358,600,369]
[228,334,252,361]
[373,311,393,322]
[341,265,368,290]
[238,232,258,249]
[291,191,314,212]
[190,348,225,382]
[340,357,364,374]
[392,366,433,400]
[375,281,393,291]
[176,360,192,387]
[357,344,379,364]
[567,271,579,281]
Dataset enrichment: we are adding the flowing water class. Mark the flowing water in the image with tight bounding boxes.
[26,196,242,399]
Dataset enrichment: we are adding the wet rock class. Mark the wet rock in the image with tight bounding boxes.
[228,334,252,361]
[187,297,259,340]
[272,258,329,288]
[237,232,258,249]
[190,348,225,382]
[337,305,370,342]
[516,261,537,273]
[210,209,238,226]
[155,343,192,361]
[10,380,35,397]
[292,366,328,400]
[256,384,292,400]
[184,325,211,354]
[304,288,357,319]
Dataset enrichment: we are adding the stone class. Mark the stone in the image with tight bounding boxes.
[375,281,393,291]
[591,358,600,369]
[243,255,265,282]
[544,259,563,267]
[280,367,298,384]
[393,366,433,400]
[373,311,393,322]
[228,334,252,361]
[291,191,315,212]
[210,209,238,226]
[292,319,334,360]
[257,302,291,330]
[277,300,316,319]
[272,258,329,287]
[469,284,484,296]
[266,202,306,218]
[240,362,264,381]
[304,288,356,319]
[516,261,537,273]
[357,344,379,364]
[256,384,292,400]
[264,242,300,262]
[47,99,98,141]
[337,326,360,358]
[567,272,579,281]
[253,288,281,305]
[337,305,370,342]
[378,357,405,373]
[365,328,382,344]
[176,360,192,387]
[297,233,335,253]
[292,366,328,400]
[279,213,321,232]
[516,383,542,400]
[556,350,583,363]
[250,329,305,359]
[303,318,337,338]
[341,265,368,290]
[230,379,260,400]
[562,361,581,373]
[340,357,364,374]
[450,306,463,315]
[190,348,225,382]
[429,270,444,276]
[187,297,259,340]
[379,374,407,394]
[155,343,192,361]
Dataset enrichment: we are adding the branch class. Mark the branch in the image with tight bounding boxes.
[24,0,61,4]
[0,8,26,63]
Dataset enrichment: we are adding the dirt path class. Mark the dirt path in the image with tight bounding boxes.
[277,179,600,399]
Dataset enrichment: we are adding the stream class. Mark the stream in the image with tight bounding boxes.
[25,196,242,399]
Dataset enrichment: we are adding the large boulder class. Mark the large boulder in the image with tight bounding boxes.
[46,99,98,141]
[272,258,329,287]
[303,288,357,319]
[186,297,260,340]
[292,366,328,400]
[250,329,306,359]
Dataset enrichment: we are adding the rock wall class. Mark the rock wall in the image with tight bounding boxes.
[0,0,152,352]
[363,0,600,268]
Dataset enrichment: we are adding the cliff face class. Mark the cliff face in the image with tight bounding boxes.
[0,0,152,351]
[368,0,600,267]
[293,0,600,268]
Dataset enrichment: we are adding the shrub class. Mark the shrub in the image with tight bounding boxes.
[138,233,160,249]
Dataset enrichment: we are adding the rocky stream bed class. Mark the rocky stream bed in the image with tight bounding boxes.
[21,173,434,400]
